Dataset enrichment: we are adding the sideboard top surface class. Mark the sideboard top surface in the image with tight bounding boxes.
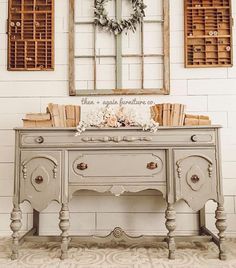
[14,125,222,131]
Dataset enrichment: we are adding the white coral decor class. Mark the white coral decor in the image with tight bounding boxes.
[76,106,159,135]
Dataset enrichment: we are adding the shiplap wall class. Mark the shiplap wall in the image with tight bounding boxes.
[0,0,236,236]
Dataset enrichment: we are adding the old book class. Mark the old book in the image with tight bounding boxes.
[184,118,211,126]
[150,105,156,122]
[178,104,182,126]
[179,104,186,126]
[75,105,81,126]
[59,105,67,127]
[163,104,168,126]
[167,103,171,126]
[185,114,210,120]
[23,119,52,128]
[150,105,160,124]
[150,106,156,121]
[47,103,61,127]
[159,104,163,126]
[25,113,51,121]
[65,105,75,127]
[169,104,173,126]
[174,104,181,126]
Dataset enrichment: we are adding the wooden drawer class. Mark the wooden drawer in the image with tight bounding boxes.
[68,150,166,184]
[19,127,216,148]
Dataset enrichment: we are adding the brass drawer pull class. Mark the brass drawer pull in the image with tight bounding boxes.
[35,136,44,144]
[77,163,88,170]
[35,175,43,184]
[191,175,200,183]
[147,162,158,170]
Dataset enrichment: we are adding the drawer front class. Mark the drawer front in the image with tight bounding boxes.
[20,151,61,211]
[19,128,216,148]
[174,149,217,211]
[69,150,166,184]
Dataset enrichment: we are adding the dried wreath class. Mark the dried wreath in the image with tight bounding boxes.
[94,0,147,35]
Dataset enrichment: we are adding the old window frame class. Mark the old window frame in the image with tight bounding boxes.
[68,0,170,96]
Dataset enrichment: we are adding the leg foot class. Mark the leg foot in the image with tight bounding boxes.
[10,205,22,260]
[215,204,227,260]
[59,203,70,260]
[165,203,176,260]
[33,209,39,236]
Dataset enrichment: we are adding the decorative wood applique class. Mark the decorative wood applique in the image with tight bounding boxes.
[8,0,54,71]
[184,0,233,67]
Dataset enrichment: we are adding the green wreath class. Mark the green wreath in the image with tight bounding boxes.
[94,0,147,35]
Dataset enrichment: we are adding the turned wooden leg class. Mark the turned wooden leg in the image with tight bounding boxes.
[215,204,227,260]
[59,203,70,260]
[10,204,22,260]
[33,209,39,236]
[165,203,176,260]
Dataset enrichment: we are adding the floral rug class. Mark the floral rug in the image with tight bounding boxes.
[0,237,236,268]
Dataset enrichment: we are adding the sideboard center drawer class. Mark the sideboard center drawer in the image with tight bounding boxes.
[69,150,166,184]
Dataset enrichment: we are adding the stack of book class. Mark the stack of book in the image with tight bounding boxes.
[150,103,186,126]
[47,103,80,127]
[23,113,52,127]
[184,114,211,126]
[22,103,81,128]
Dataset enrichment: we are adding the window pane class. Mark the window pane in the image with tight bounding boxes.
[97,57,116,90]
[144,0,163,20]
[144,57,163,89]
[144,23,163,55]
[122,25,141,55]
[75,24,94,56]
[97,29,116,56]
[122,57,142,89]
[75,0,94,22]
[75,58,94,90]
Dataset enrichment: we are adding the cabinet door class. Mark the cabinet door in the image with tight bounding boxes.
[20,151,61,211]
[174,149,218,211]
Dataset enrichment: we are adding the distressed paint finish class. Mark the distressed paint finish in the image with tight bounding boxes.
[12,126,226,259]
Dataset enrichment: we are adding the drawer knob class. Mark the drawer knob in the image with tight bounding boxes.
[77,163,88,170]
[35,175,44,184]
[35,136,44,144]
[147,162,158,170]
[191,175,200,183]
[191,135,198,142]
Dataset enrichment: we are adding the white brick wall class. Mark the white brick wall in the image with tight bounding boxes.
[0,0,236,237]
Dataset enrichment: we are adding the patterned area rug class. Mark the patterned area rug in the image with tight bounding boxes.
[0,237,236,268]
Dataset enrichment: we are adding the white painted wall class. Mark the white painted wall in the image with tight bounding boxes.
[0,0,236,236]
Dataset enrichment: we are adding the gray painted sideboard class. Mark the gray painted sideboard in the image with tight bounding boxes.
[10,126,227,260]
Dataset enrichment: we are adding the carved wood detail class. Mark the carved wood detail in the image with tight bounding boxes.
[31,166,50,192]
[69,185,166,202]
[176,154,213,179]
[108,185,125,197]
[81,136,152,143]
[22,155,58,180]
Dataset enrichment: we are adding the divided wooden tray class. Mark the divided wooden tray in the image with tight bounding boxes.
[8,0,54,71]
[184,0,233,67]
